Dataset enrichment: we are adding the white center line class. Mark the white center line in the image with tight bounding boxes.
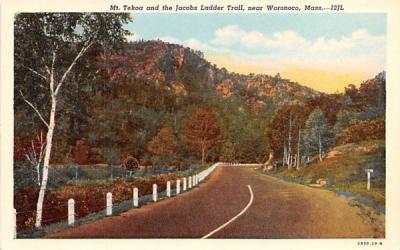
[202,185,254,239]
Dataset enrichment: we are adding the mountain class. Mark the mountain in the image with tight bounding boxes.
[99,40,320,108]
[14,39,384,167]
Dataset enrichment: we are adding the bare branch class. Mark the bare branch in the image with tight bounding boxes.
[21,65,48,81]
[49,49,57,93]
[38,131,45,163]
[41,56,51,75]
[54,41,94,96]
[19,90,49,128]
[25,152,33,165]
[31,140,37,163]
[51,48,57,72]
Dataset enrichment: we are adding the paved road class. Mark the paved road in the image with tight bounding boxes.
[50,166,375,238]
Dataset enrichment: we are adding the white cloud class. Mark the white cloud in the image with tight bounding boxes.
[209,25,384,58]
[207,25,385,73]
[210,25,310,51]
[308,29,385,53]
[151,26,385,80]
[240,31,265,47]
[211,25,244,46]
[264,30,308,48]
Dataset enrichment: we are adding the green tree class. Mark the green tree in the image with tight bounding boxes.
[147,124,178,162]
[220,141,236,162]
[304,108,333,161]
[333,110,355,137]
[183,108,221,164]
[267,103,311,167]
[14,13,131,227]
[104,146,121,166]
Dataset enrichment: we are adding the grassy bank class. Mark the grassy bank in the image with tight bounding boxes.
[265,140,385,212]
[15,162,210,237]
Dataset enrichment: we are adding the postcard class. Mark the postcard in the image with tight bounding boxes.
[1,0,400,249]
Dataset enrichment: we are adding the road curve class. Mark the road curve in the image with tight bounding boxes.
[49,167,376,238]
[202,185,254,239]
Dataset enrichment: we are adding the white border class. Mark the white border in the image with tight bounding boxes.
[1,1,400,249]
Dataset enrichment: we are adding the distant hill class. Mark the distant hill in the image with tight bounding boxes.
[99,40,320,109]
[14,38,385,166]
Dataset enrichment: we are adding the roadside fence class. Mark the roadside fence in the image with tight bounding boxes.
[15,162,221,238]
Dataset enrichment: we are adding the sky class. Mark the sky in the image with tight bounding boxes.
[125,13,386,93]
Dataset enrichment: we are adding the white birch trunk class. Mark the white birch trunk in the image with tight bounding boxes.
[318,130,323,162]
[35,95,56,228]
[288,114,292,169]
[296,129,301,170]
[283,141,287,166]
[22,43,92,228]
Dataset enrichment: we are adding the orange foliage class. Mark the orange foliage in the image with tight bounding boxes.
[337,118,385,145]
[73,139,89,165]
[183,108,221,162]
[14,173,178,232]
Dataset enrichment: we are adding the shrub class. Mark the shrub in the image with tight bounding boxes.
[337,118,385,145]
[14,173,180,232]
[123,155,139,173]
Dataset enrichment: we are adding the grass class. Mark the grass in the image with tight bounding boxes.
[14,162,208,193]
[266,140,385,211]
[17,192,161,238]
[15,162,213,238]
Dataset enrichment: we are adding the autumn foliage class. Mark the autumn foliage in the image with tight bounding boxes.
[337,118,385,145]
[14,173,178,232]
[147,124,178,157]
[183,108,221,163]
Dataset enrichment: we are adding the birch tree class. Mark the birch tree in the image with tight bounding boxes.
[268,104,310,168]
[14,13,131,227]
[24,131,46,186]
[304,108,333,162]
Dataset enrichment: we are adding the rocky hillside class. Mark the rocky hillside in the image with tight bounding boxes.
[100,40,320,108]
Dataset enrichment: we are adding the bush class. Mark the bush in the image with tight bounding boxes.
[123,155,139,174]
[14,161,39,192]
[337,118,385,145]
[14,172,180,232]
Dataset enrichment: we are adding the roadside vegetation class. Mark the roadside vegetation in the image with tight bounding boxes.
[267,140,385,208]
[263,72,385,215]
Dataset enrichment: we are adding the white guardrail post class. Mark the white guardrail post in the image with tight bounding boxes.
[68,198,75,226]
[167,181,171,197]
[153,184,158,202]
[188,176,192,189]
[183,177,187,191]
[133,187,139,207]
[106,192,112,216]
[176,179,181,195]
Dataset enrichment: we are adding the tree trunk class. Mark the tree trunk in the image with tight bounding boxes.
[318,130,323,162]
[283,141,287,166]
[201,147,205,164]
[35,96,56,228]
[31,43,91,228]
[36,162,41,185]
[287,114,292,169]
[296,129,301,170]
